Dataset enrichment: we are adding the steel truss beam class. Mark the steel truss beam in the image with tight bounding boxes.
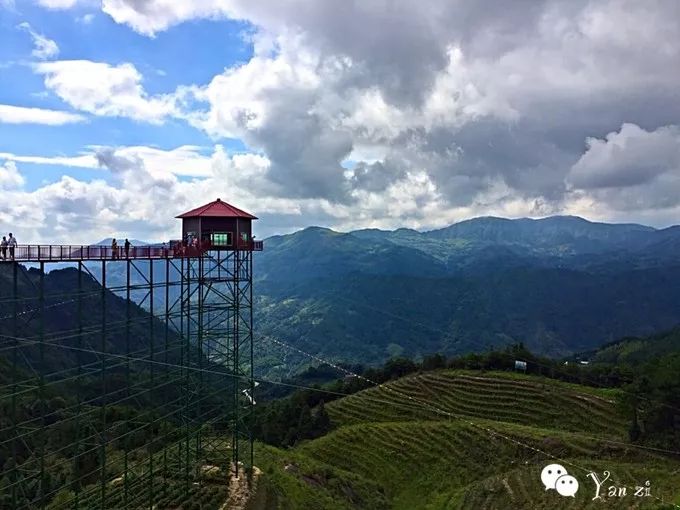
[0,248,255,509]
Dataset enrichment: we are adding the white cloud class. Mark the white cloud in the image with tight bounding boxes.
[77,13,95,24]
[177,2,677,206]
[0,161,25,189]
[0,145,282,243]
[0,104,85,125]
[4,134,680,248]
[0,145,236,178]
[34,60,179,123]
[100,0,238,36]
[17,0,680,231]
[568,123,680,190]
[191,33,321,138]
[567,123,680,214]
[0,152,96,168]
[17,22,59,59]
[37,0,81,9]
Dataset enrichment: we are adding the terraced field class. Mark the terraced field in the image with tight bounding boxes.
[327,370,627,437]
[457,461,680,510]
[258,370,680,509]
[297,420,680,509]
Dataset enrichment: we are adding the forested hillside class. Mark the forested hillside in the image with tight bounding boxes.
[253,370,680,509]
[253,216,680,376]
[0,265,233,509]
[88,216,680,378]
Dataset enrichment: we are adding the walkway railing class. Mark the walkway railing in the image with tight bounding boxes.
[0,240,263,262]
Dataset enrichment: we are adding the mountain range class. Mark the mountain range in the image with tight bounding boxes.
[71,215,680,377]
[252,215,680,376]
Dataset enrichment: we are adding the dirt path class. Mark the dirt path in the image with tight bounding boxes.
[219,464,262,510]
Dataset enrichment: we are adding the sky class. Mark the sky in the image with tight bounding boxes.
[1,0,679,243]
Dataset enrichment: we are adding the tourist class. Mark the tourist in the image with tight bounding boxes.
[1,236,7,260]
[8,233,17,260]
[124,238,131,258]
[111,238,118,259]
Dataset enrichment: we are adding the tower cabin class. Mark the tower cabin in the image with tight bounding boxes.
[176,198,261,251]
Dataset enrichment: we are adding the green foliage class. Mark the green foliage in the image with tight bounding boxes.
[255,335,680,508]
[251,390,333,447]
[584,328,680,448]
[259,370,680,509]
[0,265,233,509]
[252,218,680,378]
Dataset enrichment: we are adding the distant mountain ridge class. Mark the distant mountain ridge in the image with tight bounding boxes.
[93,215,680,377]
[262,215,680,280]
[350,215,671,259]
[96,238,150,246]
[253,215,680,376]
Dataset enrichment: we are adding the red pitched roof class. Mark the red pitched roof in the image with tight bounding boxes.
[176,198,258,219]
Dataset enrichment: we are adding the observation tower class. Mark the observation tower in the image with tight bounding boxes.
[0,199,262,509]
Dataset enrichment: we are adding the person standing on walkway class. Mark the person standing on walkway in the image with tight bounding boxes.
[124,238,131,258]
[1,236,7,260]
[111,238,118,259]
[8,233,17,260]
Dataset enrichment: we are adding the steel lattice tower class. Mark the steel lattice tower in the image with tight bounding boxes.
[0,198,261,509]
[180,248,255,475]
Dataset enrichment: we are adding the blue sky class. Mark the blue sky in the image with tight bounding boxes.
[1,1,679,244]
[1,2,250,191]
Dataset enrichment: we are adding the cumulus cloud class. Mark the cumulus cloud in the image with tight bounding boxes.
[0,161,25,189]
[0,144,301,243]
[0,104,85,124]
[34,60,179,123]
[179,1,679,212]
[567,123,680,213]
[100,0,235,37]
[569,124,680,190]
[17,22,59,59]
[188,34,353,200]
[23,0,680,231]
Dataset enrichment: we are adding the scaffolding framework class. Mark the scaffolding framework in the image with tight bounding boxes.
[0,246,256,509]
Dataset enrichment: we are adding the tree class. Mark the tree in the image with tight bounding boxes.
[312,400,331,438]
[383,357,417,380]
[422,353,446,371]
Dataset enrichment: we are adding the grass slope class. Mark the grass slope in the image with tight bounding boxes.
[326,370,626,436]
[258,370,680,509]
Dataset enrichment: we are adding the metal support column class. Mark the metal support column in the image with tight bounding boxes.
[233,250,239,476]
[73,262,83,510]
[38,261,45,509]
[148,259,155,508]
[10,263,18,509]
[99,260,107,509]
[124,258,130,509]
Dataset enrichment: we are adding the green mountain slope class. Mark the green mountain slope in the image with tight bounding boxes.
[588,326,680,365]
[256,265,680,377]
[92,216,680,377]
[326,371,626,436]
[353,215,667,260]
[252,216,680,376]
[256,371,680,509]
[0,265,233,509]
[0,265,179,374]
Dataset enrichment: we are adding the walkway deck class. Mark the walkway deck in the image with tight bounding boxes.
[0,241,263,263]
